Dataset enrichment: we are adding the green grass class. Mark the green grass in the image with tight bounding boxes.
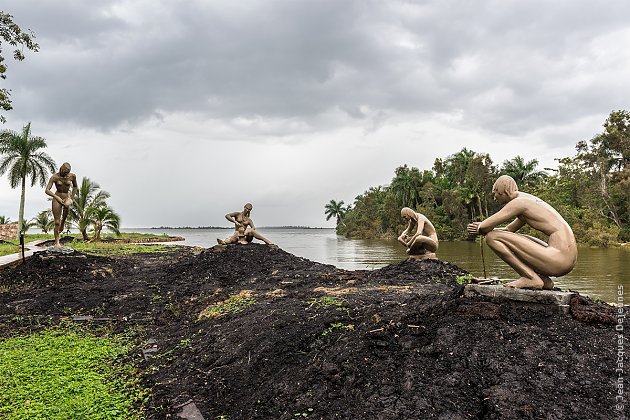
[0,233,179,256]
[455,273,475,285]
[199,291,256,319]
[0,242,20,257]
[68,240,174,255]
[0,329,144,419]
[307,296,346,310]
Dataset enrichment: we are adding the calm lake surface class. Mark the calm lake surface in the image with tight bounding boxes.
[123,227,629,303]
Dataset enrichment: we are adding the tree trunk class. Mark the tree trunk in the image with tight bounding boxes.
[81,228,89,241]
[17,176,26,240]
[599,162,622,228]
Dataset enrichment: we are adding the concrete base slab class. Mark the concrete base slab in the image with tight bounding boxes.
[44,246,75,254]
[464,284,576,314]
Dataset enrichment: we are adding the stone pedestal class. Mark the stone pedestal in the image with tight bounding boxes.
[464,284,576,314]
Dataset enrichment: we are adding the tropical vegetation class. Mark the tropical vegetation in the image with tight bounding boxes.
[0,12,39,123]
[324,199,349,226]
[331,110,630,247]
[69,177,116,241]
[0,122,56,239]
[30,209,54,233]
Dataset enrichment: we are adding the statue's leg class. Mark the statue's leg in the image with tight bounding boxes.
[250,230,273,245]
[51,199,63,249]
[409,235,438,253]
[218,232,239,245]
[60,206,69,235]
[408,236,437,259]
[485,230,561,289]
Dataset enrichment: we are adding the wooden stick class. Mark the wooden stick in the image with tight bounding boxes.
[480,236,487,279]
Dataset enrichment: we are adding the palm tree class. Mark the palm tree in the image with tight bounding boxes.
[0,122,56,239]
[0,215,11,224]
[324,199,348,226]
[390,165,422,208]
[501,156,547,187]
[30,210,54,233]
[88,205,121,241]
[69,177,111,240]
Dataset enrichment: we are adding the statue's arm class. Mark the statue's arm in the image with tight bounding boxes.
[70,175,78,199]
[476,201,522,235]
[225,212,240,225]
[45,176,64,204]
[398,221,413,244]
[505,217,525,232]
[409,218,426,241]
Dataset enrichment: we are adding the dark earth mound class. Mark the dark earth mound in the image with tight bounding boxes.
[0,244,625,419]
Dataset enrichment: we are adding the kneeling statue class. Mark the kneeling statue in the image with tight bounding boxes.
[398,207,438,260]
[217,203,273,245]
[467,175,577,289]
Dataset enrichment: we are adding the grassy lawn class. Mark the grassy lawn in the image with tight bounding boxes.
[0,328,144,419]
[69,241,175,255]
[0,242,20,257]
[0,233,179,257]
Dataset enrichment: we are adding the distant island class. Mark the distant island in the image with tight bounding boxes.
[151,226,332,230]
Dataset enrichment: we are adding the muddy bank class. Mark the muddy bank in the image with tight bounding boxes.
[0,244,623,419]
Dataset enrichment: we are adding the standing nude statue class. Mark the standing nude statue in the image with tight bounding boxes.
[467,175,577,290]
[217,203,273,245]
[397,207,438,260]
[45,162,78,249]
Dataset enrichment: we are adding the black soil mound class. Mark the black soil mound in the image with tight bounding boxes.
[0,244,623,419]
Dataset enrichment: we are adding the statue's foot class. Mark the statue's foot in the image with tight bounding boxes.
[54,243,63,250]
[539,275,554,290]
[504,276,544,289]
[216,239,225,245]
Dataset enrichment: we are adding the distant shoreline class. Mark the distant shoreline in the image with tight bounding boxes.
[149,226,333,230]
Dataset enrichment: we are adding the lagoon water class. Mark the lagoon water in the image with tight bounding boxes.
[122,227,629,303]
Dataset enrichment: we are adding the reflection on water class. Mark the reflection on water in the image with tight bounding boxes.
[123,227,629,303]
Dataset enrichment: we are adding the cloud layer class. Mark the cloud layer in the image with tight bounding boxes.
[1,0,629,226]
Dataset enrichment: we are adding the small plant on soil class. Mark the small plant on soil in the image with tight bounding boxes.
[307,296,347,311]
[320,322,354,337]
[455,273,475,285]
[199,291,256,319]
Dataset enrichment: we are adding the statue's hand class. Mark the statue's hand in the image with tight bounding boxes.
[467,222,480,235]
[63,198,73,207]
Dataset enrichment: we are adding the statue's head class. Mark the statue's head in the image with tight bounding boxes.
[401,207,416,221]
[59,162,71,176]
[243,203,253,215]
[492,175,518,203]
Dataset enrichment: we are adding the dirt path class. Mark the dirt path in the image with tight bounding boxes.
[0,244,623,419]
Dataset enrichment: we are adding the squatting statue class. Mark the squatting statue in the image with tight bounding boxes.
[217,203,273,245]
[467,175,577,290]
[45,162,78,249]
[397,207,438,260]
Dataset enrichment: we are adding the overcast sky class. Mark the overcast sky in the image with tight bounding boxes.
[1,0,629,228]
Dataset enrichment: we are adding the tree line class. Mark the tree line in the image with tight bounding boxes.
[0,122,121,241]
[326,110,629,247]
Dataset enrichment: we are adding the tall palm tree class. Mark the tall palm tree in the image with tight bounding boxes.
[69,177,111,240]
[324,199,348,226]
[390,165,422,208]
[0,122,56,238]
[88,205,121,241]
[501,156,547,187]
[30,209,54,233]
